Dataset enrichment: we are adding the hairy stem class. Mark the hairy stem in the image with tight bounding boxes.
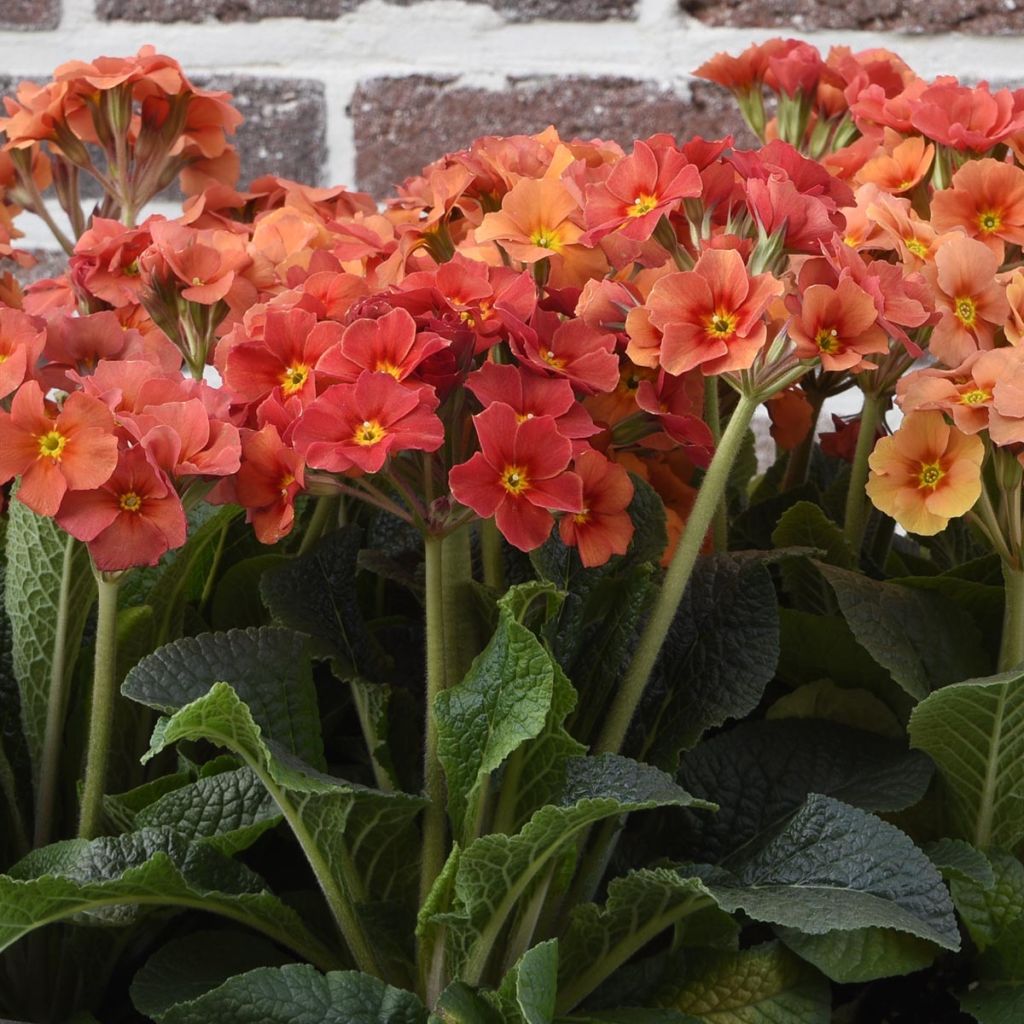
[78,574,121,839]
[298,495,338,556]
[704,378,728,553]
[999,564,1024,672]
[843,389,885,555]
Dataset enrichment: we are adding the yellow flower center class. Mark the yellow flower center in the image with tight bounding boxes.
[917,461,945,490]
[191,276,205,287]
[706,310,738,339]
[375,360,403,379]
[815,327,841,354]
[501,465,530,496]
[906,237,929,259]
[954,296,977,328]
[978,210,1003,234]
[540,348,566,369]
[37,430,67,461]
[119,491,142,513]
[573,507,590,524]
[843,234,859,248]
[280,364,310,396]
[897,179,914,192]
[352,419,386,447]
[279,473,295,495]
[515,411,536,423]
[459,310,477,328]
[529,227,562,252]
[0,352,8,363]
[960,388,991,406]
[626,194,659,217]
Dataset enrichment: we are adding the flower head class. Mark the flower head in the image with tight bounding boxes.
[558,449,634,566]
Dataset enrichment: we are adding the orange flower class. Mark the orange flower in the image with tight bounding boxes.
[923,235,1009,367]
[866,190,939,267]
[630,248,784,376]
[1005,269,1024,346]
[866,411,984,536]
[788,278,889,372]
[856,134,933,195]
[475,178,583,264]
[931,159,1024,258]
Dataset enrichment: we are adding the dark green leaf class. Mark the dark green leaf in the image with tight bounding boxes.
[771,501,854,615]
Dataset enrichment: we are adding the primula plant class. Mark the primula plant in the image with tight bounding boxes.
[1,38,1024,1024]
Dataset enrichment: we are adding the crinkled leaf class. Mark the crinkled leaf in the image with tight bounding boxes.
[131,929,294,1018]
[632,554,780,767]
[211,554,286,631]
[122,626,324,769]
[0,827,335,967]
[771,501,853,615]
[154,964,426,1024]
[4,503,94,780]
[909,668,1024,850]
[926,839,996,889]
[260,524,386,678]
[673,720,932,864]
[949,851,1024,952]
[135,765,281,856]
[819,563,989,700]
[496,940,558,1024]
[655,941,830,1024]
[700,794,960,951]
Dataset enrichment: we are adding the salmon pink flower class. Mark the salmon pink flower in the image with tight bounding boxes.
[56,445,186,571]
[142,220,251,306]
[293,371,443,475]
[0,382,118,517]
[234,424,305,544]
[856,135,933,195]
[633,248,784,376]
[581,138,701,245]
[316,307,448,384]
[509,312,620,394]
[788,279,889,372]
[449,401,583,552]
[931,159,1024,258]
[475,178,584,264]
[866,410,984,536]
[0,307,45,400]
[910,80,1024,153]
[634,372,715,463]
[924,235,1009,366]
[559,449,634,566]
[224,307,343,407]
[1005,269,1024,347]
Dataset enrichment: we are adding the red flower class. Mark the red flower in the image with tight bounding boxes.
[509,312,619,395]
[449,402,583,552]
[559,449,634,566]
[910,80,1024,153]
[0,307,45,400]
[293,371,443,474]
[0,382,118,516]
[234,424,305,544]
[316,307,448,384]
[635,372,715,463]
[788,279,889,372]
[581,138,701,245]
[56,445,186,571]
[124,398,241,479]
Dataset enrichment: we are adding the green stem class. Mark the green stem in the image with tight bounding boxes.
[480,518,505,592]
[34,534,79,847]
[490,746,525,836]
[704,378,728,553]
[441,524,476,686]
[594,392,760,756]
[843,390,885,555]
[78,574,121,839]
[999,564,1024,672]
[0,738,29,859]
[298,495,338,556]
[420,534,448,908]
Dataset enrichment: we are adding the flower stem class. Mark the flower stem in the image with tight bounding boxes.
[704,377,728,552]
[34,535,80,847]
[595,391,760,756]
[78,574,121,839]
[298,495,338,556]
[480,518,505,592]
[1000,563,1024,672]
[843,389,885,555]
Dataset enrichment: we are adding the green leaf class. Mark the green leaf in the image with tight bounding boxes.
[700,794,960,952]
[775,927,939,983]
[153,965,426,1024]
[433,755,713,984]
[497,940,558,1024]
[556,869,714,1014]
[4,504,94,778]
[122,626,325,768]
[211,554,287,631]
[131,929,295,1019]
[0,827,336,968]
[926,839,996,889]
[908,668,1024,850]
[655,941,830,1024]
[961,918,1024,1024]
[673,720,933,864]
[819,563,989,700]
[134,765,281,856]
[771,501,854,614]
[260,525,386,678]
[634,554,780,767]
[765,680,904,738]
[436,586,557,842]
[949,851,1024,952]
[893,574,1004,654]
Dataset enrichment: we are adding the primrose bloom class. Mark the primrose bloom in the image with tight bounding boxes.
[0,382,118,517]
[0,307,45,400]
[233,424,305,544]
[449,401,583,552]
[931,159,1024,258]
[866,410,984,536]
[630,248,784,375]
[789,279,889,372]
[558,449,634,567]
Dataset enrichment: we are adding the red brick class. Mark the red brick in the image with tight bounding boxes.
[0,0,60,28]
[350,76,753,197]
